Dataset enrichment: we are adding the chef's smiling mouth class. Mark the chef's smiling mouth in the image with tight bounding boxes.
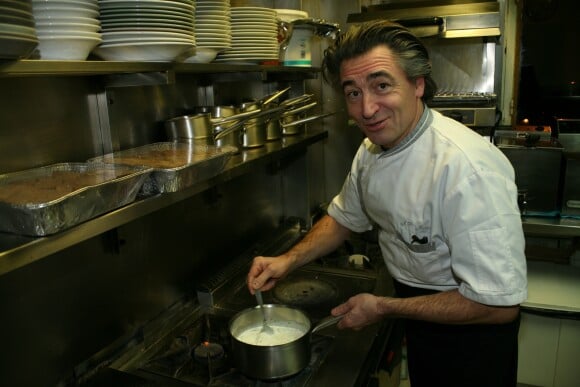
[364,118,386,131]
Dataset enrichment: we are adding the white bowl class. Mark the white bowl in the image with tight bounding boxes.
[180,46,221,63]
[34,15,100,25]
[36,22,100,33]
[36,35,101,60]
[93,41,193,61]
[37,30,101,39]
[32,6,99,19]
[32,0,98,11]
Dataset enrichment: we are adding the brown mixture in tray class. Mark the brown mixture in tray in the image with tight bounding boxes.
[0,169,132,205]
[103,147,214,169]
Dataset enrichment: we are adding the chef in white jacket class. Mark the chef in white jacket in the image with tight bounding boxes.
[247,20,527,387]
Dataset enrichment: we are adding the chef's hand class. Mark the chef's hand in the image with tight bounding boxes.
[247,255,293,294]
[331,293,385,330]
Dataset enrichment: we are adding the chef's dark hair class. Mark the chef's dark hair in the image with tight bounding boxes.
[322,20,437,102]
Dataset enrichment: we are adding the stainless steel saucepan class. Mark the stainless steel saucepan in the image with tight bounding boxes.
[229,304,343,380]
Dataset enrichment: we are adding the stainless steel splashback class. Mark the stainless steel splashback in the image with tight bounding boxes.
[426,37,496,95]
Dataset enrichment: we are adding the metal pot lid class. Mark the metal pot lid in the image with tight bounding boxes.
[273,277,338,306]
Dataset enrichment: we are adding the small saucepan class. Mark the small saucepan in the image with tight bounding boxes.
[229,304,342,380]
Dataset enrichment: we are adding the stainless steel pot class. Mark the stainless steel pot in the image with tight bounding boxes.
[165,113,213,146]
[206,105,240,149]
[166,108,261,149]
[229,304,342,380]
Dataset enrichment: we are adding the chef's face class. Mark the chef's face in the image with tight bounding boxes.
[340,45,425,148]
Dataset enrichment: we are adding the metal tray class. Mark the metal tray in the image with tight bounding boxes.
[0,163,151,236]
[88,142,237,194]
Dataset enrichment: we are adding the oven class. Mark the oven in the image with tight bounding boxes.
[81,219,394,387]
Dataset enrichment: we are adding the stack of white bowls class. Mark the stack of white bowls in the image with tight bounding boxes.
[181,0,231,63]
[215,6,278,64]
[31,0,102,60]
[94,0,196,62]
[0,0,38,59]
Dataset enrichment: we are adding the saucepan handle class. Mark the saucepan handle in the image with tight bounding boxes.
[311,314,344,334]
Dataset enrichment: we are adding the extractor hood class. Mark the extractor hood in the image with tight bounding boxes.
[347,1,501,38]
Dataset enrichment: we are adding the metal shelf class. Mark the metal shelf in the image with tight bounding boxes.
[522,217,580,237]
[0,60,320,79]
[0,130,328,276]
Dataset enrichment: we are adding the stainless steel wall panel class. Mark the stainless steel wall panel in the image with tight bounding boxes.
[0,77,101,173]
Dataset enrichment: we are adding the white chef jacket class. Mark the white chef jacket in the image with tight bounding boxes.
[328,108,527,306]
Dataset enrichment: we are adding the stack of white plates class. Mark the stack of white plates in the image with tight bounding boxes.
[181,0,231,63]
[0,0,38,59]
[215,6,278,64]
[94,0,196,62]
[31,0,101,60]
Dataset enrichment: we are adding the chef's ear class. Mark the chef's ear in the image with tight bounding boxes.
[414,77,425,98]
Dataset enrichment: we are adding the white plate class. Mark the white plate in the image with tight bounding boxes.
[196,39,230,45]
[101,12,194,24]
[102,30,193,39]
[101,17,192,26]
[100,8,193,17]
[0,5,33,18]
[0,22,36,36]
[195,5,228,11]
[94,41,193,61]
[195,27,230,33]
[231,7,276,13]
[98,0,193,8]
[101,37,194,45]
[104,26,192,34]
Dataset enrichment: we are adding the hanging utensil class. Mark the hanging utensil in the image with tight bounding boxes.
[259,86,291,106]
[280,94,314,108]
[281,101,318,117]
[281,111,335,129]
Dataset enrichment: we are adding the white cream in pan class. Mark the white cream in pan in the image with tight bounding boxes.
[236,321,308,346]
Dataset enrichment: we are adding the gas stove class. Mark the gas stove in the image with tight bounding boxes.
[120,310,335,387]
[98,220,393,387]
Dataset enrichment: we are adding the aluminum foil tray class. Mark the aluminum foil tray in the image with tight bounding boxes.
[88,142,237,195]
[0,163,152,236]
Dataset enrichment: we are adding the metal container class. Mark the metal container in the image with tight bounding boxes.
[165,114,213,147]
[229,304,342,380]
[205,105,240,149]
[230,304,311,380]
[0,163,151,236]
[239,101,266,148]
[88,142,237,195]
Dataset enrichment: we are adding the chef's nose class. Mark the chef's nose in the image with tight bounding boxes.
[361,94,379,120]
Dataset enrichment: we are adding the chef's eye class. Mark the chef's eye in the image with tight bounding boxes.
[377,82,390,92]
[345,89,361,100]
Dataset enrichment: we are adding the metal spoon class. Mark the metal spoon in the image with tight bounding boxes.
[254,290,273,333]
